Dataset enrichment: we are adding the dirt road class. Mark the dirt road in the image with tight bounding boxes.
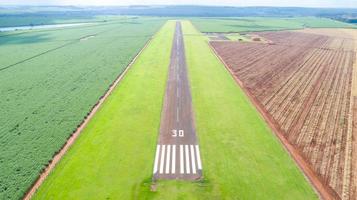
[153,22,202,180]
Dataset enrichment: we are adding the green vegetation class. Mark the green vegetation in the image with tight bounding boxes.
[33,20,175,200]
[191,17,356,32]
[0,15,129,28]
[0,17,165,199]
[0,16,97,27]
[180,20,317,199]
[33,20,317,199]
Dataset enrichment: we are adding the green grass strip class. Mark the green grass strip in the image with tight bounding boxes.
[180,20,318,199]
[33,21,175,200]
[34,20,318,199]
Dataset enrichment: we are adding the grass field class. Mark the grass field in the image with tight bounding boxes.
[0,16,97,27]
[32,20,175,200]
[191,17,356,33]
[33,20,317,199]
[0,17,164,199]
[180,20,317,199]
[0,15,129,28]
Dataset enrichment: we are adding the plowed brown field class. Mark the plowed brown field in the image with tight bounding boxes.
[211,30,356,200]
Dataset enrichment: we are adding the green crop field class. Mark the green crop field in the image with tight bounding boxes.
[32,20,175,200]
[33,20,317,199]
[0,15,127,28]
[0,17,165,200]
[0,16,98,27]
[191,17,356,32]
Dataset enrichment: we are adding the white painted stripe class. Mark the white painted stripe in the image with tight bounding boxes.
[180,145,184,174]
[153,145,161,174]
[185,145,190,174]
[172,145,176,174]
[165,145,171,174]
[177,88,179,97]
[159,145,165,174]
[176,107,179,122]
[190,145,197,174]
[195,145,202,170]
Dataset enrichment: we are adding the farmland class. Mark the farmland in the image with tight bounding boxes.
[32,20,317,199]
[33,20,175,200]
[211,29,357,199]
[0,15,106,28]
[2,6,357,199]
[191,17,356,33]
[0,17,165,199]
[0,7,121,27]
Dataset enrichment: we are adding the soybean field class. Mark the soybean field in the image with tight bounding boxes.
[0,16,165,199]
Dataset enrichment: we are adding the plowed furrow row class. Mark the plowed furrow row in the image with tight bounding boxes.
[210,30,355,199]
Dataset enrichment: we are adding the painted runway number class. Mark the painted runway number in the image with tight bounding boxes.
[153,22,202,180]
[172,129,184,137]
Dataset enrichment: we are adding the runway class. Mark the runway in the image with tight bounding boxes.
[153,21,202,180]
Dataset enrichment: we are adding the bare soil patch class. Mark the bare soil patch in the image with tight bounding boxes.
[211,30,356,200]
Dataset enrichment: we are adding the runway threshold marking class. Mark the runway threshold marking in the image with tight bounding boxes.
[172,145,176,174]
[153,144,202,176]
[159,145,165,174]
[180,145,184,174]
[153,145,161,174]
[153,21,202,180]
[195,145,202,170]
[190,145,197,174]
[185,145,190,174]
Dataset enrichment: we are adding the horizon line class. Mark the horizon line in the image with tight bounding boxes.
[0,4,357,9]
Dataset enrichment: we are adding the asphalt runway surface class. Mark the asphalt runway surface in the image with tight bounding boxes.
[153,22,202,180]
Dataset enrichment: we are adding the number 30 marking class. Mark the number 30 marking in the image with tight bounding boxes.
[172,129,184,137]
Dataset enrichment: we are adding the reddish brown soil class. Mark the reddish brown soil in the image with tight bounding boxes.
[351,97,357,199]
[210,31,356,200]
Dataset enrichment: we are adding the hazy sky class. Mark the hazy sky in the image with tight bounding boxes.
[0,0,356,8]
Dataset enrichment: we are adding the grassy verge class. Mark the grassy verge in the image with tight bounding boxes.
[33,20,317,200]
[33,21,174,199]
[180,20,318,199]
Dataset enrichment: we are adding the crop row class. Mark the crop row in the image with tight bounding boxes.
[0,17,165,200]
[211,31,356,199]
